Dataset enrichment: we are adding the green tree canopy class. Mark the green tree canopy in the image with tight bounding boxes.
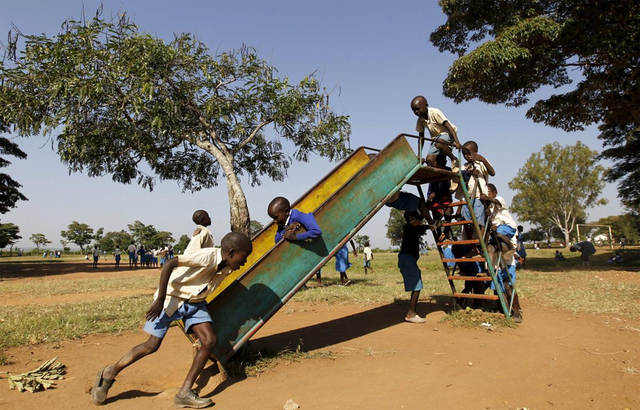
[174,234,191,254]
[509,141,606,248]
[60,221,94,252]
[0,13,351,234]
[0,222,21,249]
[430,0,640,209]
[127,221,159,247]
[385,208,405,247]
[353,234,370,250]
[98,230,132,251]
[0,128,28,214]
[594,214,640,243]
[29,233,51,249]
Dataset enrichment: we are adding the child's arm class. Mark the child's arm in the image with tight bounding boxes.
[146,257,179,321]
[443,121,461,149]
[349,239,358,257]
[289,211,322,241]
[470,153,495,176]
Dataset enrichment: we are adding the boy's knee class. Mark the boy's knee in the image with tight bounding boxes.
[198,332,217,351]
[144,336,162,354]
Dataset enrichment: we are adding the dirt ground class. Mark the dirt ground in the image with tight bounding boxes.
[1,262,639,410]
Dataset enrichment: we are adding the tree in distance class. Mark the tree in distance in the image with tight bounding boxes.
[385,208,405,248]
[29,233,51,249]
[509,141,607,248]
[60,221,94,253]
[0,12,351,234]
[430,0,640,210]
[0,222,21,250]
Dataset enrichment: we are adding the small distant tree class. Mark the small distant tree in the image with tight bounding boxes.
[595,214,640,243]
[99,230,132,250]
[509,142,607,248]
[174,234,191,254]
[60,221,94,252]
[353,234,370,250]
[0,122,28,214]
[29,233,51,249]
[150,231,175,249]
[127,221,159,246]
[93,228,104,245]
[59,239,70,253]
[385,209,405,247]
[0,223,21,250]
[249,220,264,238]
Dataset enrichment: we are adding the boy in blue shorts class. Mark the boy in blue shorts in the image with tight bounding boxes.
[482,183,517,259]
[489,239,523,323]
[398,210,430,323]
[411,95,462,168]
[91,232,252,409]
[454,141,495,251]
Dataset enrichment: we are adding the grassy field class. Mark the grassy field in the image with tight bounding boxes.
[1,246,639,355]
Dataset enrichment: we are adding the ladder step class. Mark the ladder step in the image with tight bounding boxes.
[442,220,473,227]
[447,276,493,281]
[453,292,499,300]
[442,257,486,263]
[437,239,479,246]
[431,200,466,209]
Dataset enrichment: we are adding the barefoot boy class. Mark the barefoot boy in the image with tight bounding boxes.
[91,232,252,408]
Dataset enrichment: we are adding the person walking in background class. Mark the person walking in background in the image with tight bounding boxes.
[114,246,121,269]
[128,241,137,269]
[363,241,374,275]
[92,245,100,269]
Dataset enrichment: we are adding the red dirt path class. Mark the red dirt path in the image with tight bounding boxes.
[1,262,638,410]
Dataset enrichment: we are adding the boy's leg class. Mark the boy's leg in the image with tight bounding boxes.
[175,322,217,407]
[93,335,163,405]
[407,290,421,319]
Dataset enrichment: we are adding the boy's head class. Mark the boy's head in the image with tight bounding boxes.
[267,197,291,228]
[487,183,498,198]
[435,154,447,169]
[404,210,424,226]
[462,141,478,161]
[410,95,428,118]
[192,210,211,227]
[365,241,370,247]
[220,232,253,271]
[517,225,523,232]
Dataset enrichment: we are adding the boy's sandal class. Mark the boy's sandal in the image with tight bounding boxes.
[91,367,116,406]
[405,315,426,324]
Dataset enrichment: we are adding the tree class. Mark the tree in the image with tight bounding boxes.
[0,222,21,249]
[61,221,94,252]
[150,231,175,249]
[353,234,370,250]
[0,125,28,214]
[29,233,51,249]
[430,0,640,209]
[127,221,157,246]
[99,230,132,251]
[0,13,351,234]
[174,234,191,254]
[385,209,405,247]
[93,228,104,245]
[594,214,640,243]
[509,142,606,248]
[248,220,264,238]
[60,239,70,253]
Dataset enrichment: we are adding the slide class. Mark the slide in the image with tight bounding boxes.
[205,135,425,364]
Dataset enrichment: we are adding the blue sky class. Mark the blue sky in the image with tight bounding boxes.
[1,0,623,250]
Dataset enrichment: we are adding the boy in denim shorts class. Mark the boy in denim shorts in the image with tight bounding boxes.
[91,232,252,409]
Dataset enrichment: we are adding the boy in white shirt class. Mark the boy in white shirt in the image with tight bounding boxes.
[363,241,374,275]
[91,232,252,409]
[482,183,517,258]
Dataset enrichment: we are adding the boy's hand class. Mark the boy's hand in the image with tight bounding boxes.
[146,297,165,322]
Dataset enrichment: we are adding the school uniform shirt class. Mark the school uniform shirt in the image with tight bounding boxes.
[184,225,214,255]
[153,247,225,316]
[127,244,136,253]
[455,159,493,199]
[114,248,121,256]
[399,223,429,260]
[274,209,322,243]
[363,247,373,261]
[488,196,518,229]
[415,107,457,139]
[93,249,100,257]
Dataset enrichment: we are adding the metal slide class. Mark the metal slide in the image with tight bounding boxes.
[205,135,424,364]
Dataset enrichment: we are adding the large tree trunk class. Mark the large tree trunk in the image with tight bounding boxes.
[226,171,250,235]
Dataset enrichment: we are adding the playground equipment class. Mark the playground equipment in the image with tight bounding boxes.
[192,134,519,366]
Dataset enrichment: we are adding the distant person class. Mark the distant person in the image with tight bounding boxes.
[138,245,146,268]
[92,246,100,268]
[607,252,623,264]
[267,196,322,283]
[91,232,252,408]
[398,211,430,323]
[570,241,597,267]
[554,250,565,261]
[516,226,527,269]
[335,239,357,286]
[184,210,214,255]
[619,237,626,250]
[411,95,461,168]
[114,246,121,269]
[127,241,137,269]
[363,241,374,275]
